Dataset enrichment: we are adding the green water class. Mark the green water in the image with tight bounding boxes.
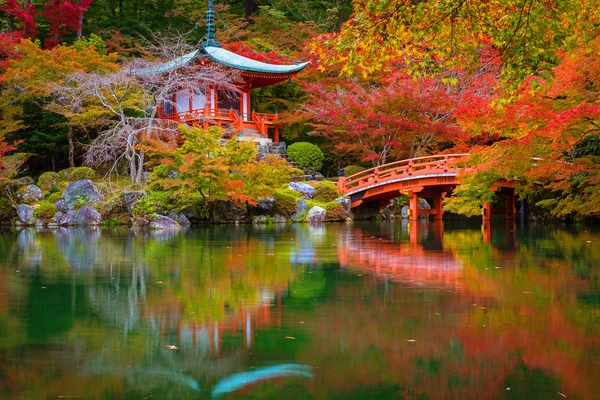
[0,221,599,399]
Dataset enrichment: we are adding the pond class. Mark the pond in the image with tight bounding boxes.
[0,220,598,399]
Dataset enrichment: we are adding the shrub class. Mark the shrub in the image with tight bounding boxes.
[324,201,347,221]
[47,192,62,203]
[37,171,60,192]
[149,165,172,180]
[131,196,158,226]
[71,166,96,180]
[58,166,96,181]
[34,201,58,219]
[287,142,324,171]
[343,165,366,177]
[313,180,339,203]
[0,197,16,221]
[273,189,298,217]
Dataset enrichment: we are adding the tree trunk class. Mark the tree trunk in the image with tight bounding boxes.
[67,125,75,167]
[7,14,15,31]
[246,0,253,20]
[22,0,31,37]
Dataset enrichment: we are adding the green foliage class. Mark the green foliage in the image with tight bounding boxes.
[37,172,60,193]
[273,189,298,216]
[324,201,347,221]
[0,197,16,221]
[343,165,366,177]
[571,135,600,159]
[131,196,158,226]
[34,201,58,219]
[47,192,62,203]
[287,142,324,171]
[58,167,96,181]
[444,170,501,217]
[73,34,107,55]
[313,180,339,202]
[149,165,172,180]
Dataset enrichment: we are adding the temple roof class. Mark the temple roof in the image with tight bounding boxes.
[139,1,308,77]
[201,46,309,74]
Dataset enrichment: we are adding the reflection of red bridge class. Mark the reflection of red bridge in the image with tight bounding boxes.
[337,232,463,291]
[337,154,516,221]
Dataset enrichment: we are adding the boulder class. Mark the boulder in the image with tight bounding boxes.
[274,214,288,224]
[150,215,181,231]
[59,210,75,226]
[257,197,275,213]
[55,199,68,213]
[334,197,351,216]
[73,206,102,226]
[17,204,36,225]
[253,215,270,225]
[167,210,191,227]
[291,199,309,222]
[17,185,44,203]
[211,200,248,223]
[61,180,103,210]
[307,206,326,224]
[288,182,315,200]
[122,190,145,212]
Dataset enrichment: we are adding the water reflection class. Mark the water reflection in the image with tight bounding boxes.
[0,222,598,399]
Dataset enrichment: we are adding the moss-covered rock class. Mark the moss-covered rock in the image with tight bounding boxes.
[34,201,58,219]
[37,172,60,192]
[273,190,298,217]
[313,180,339,203]
[324,201,347,221]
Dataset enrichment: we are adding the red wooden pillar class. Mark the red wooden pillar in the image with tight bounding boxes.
[274,127,280,143]
[482,220,492,244]
[505,189,516,220]
[409,191,419,221]
[433,191,444,220]
[482,203,492,222]
[409,220,418,246]
[157,102,163,119]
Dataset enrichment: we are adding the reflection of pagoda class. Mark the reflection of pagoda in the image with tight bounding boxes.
[156,0,309,143]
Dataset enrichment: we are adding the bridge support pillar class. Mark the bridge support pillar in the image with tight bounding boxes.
[482,203,492,222]
[433,191,445,220]
[409,191,419,221]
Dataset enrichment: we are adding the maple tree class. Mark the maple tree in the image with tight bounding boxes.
[312,0,600,82]
[447,35,600,218]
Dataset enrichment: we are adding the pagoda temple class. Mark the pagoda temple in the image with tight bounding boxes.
[156,0,309,143]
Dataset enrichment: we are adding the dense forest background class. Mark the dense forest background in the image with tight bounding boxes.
[2,0,600,219]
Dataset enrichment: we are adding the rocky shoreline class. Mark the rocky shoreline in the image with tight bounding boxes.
[6,178,353,231]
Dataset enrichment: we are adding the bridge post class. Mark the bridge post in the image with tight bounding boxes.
[433,191,444,220]
[482,203,492,222]
[409,191,419,221]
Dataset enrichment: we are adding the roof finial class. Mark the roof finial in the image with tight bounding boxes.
[204,0,221,48]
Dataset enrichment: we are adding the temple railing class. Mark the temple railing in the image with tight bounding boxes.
[338,154,469,195]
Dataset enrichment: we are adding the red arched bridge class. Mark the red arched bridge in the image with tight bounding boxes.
[336,154,516,221]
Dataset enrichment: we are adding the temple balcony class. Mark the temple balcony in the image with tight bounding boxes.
[159,108,282,142]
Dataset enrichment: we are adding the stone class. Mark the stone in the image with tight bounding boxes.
[211,200,248,223]
[73,206,102,226]
[307,206,326,224]
[167,210,191,227]
[253,215,270,225]
[61,180,103,210]
[257,197,275,213]
[291,199,309,222]
[54,211,63,222]
[167,170,179,179]
[17,185,44,203]
[288,182,315,200]
[55,199,68,213]
[334,197,351,216]
[274,214,288,224]
[17,204,36,225]
[122,190,145,212]
[59,210,75,226]
[149,215,181,231]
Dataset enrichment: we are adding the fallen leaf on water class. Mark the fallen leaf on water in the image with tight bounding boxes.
[558,393,567,398]
[285,336,295,340]
[156,281,163,284]
[523,291,532,294]
[407,339,416,342]
[505,387,510,391]
[165,345,178,350]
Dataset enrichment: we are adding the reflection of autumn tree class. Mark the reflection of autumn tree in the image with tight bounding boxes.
[444,228,600,400]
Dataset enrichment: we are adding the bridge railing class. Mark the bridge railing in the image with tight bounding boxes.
[339,154,469,194]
